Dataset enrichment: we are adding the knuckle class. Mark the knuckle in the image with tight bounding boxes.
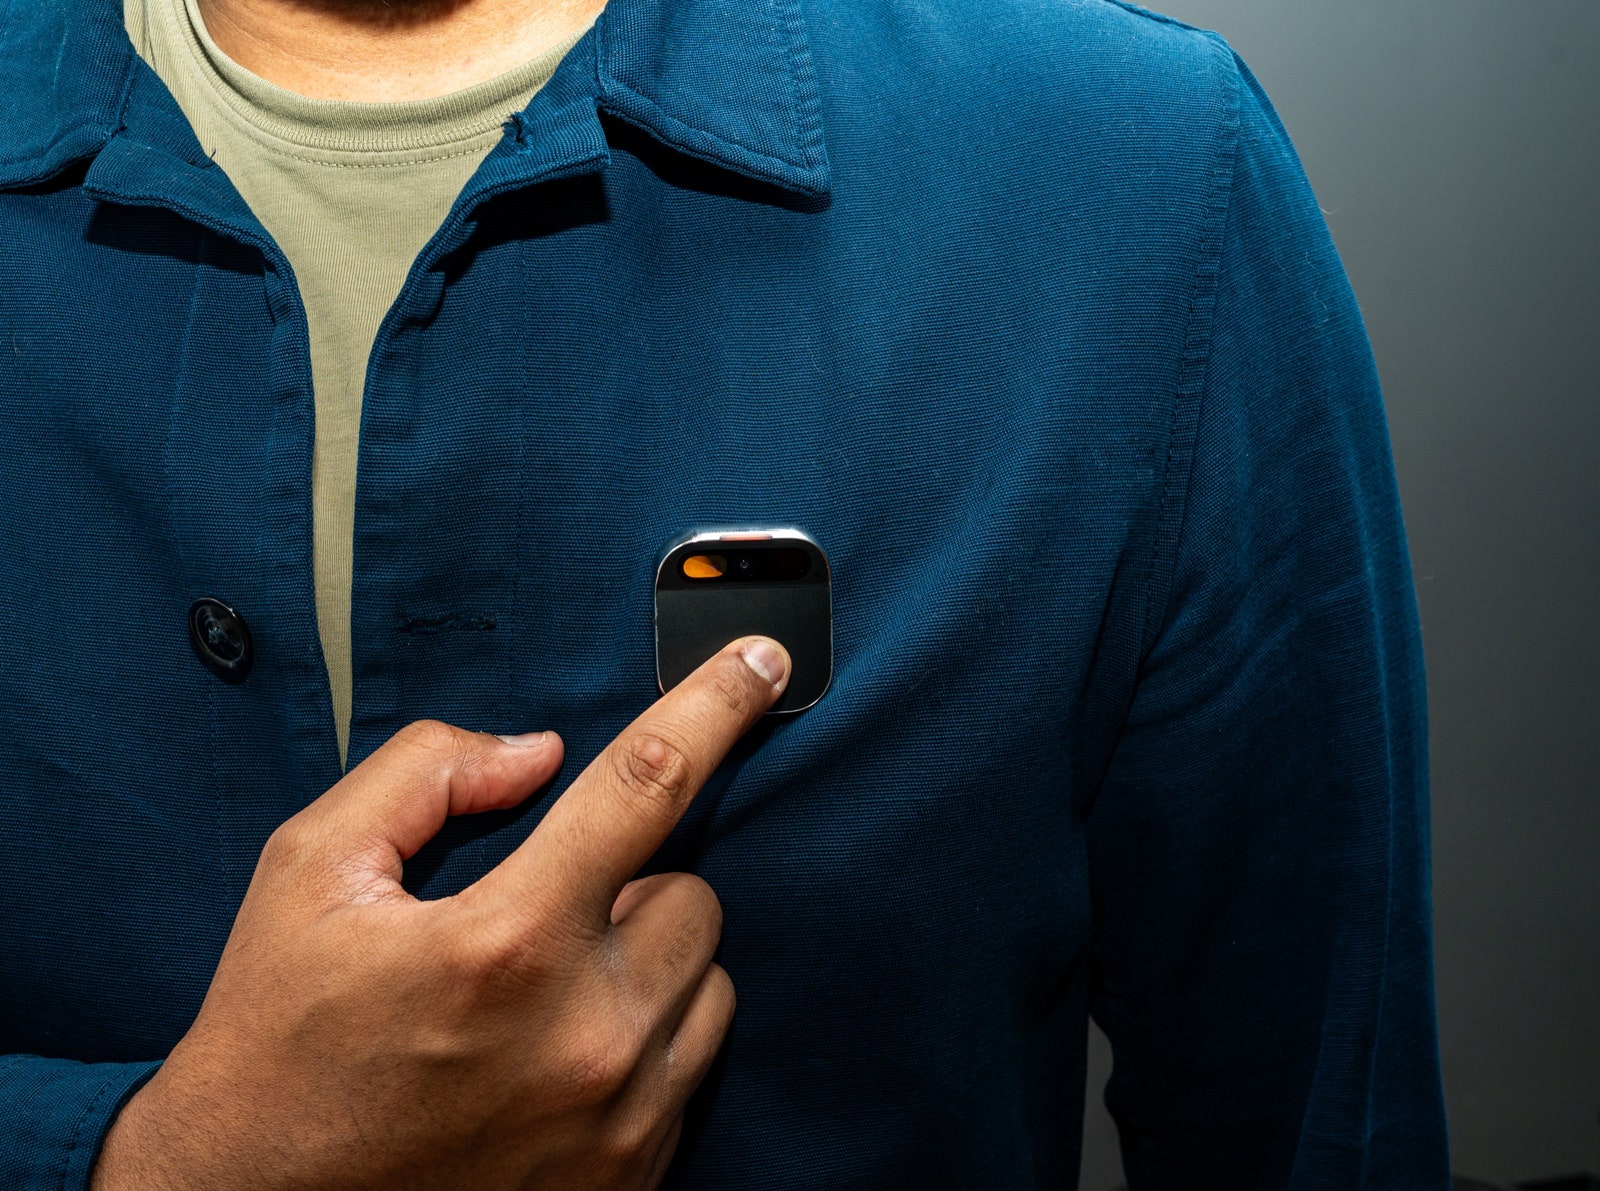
[558,1024,637,1106]
[261,815,316,867]
[394,718,460,758]
[667,872,723,939]
[660,967,736,1080]
[393,719,496,788]
[657,918,710,983]
[451,919,527,984]
[603,1109,669,1173]
[448,908,582,995]
[611,731,694,812]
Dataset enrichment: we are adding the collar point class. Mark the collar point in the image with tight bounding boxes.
[600,87,831,202]
[0,125,116,192]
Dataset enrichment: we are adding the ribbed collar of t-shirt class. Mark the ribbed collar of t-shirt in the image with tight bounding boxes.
[165,0,588,163]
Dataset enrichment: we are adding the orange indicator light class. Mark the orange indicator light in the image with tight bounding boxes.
[683,554,728,579]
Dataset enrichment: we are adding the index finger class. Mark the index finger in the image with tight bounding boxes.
[481,636,790,924]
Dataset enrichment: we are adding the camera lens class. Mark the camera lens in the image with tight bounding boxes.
[738,557,750,570]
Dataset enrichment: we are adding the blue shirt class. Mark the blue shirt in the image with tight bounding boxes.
[0,0,1450,1186]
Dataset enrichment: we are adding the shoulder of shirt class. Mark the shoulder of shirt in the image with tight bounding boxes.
[804,0,1247,143]
[809,0,1236,87]
[800,0,1254,200]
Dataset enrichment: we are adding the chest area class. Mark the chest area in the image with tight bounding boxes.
[0,186,1164,1056]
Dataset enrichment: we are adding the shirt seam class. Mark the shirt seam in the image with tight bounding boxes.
[776,0,826,172]
[55,1068,125,1191]
[1137,32,1245,660]
[209,128,503,169]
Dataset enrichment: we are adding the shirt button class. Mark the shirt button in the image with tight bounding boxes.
[189,598,253,683]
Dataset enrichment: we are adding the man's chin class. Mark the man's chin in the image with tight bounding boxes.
[276,0,470,27]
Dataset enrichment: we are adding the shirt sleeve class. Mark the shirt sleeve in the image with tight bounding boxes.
[0,1056,160,1189]
[1085,49,1451,1189]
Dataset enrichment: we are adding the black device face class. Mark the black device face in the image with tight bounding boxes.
[654,530,831,714]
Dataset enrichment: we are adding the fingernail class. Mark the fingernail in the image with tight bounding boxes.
[740,639,789,689]
[496,731,547,747]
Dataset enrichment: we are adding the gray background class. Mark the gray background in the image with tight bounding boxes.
[1078,2,1600,1186]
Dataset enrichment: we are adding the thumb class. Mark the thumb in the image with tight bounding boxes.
[297,721,565,881]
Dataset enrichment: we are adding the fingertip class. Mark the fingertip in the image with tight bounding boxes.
[737,637,791,692]
[497,729,552,749]
[453,730,563,818]
[496,729,565,764]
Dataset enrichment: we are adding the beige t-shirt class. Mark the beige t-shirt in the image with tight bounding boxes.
[126,0,588,764]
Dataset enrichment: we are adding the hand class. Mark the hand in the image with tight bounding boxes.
[92,636,792,1191]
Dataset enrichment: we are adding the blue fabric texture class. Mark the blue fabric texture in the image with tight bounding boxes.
[0,0,1448,1185]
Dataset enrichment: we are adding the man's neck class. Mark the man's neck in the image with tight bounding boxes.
[196,0,604,102]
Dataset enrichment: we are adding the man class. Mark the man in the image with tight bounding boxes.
[0,0,1451,1184]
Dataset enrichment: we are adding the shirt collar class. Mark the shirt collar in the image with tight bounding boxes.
[0,0,831,197]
